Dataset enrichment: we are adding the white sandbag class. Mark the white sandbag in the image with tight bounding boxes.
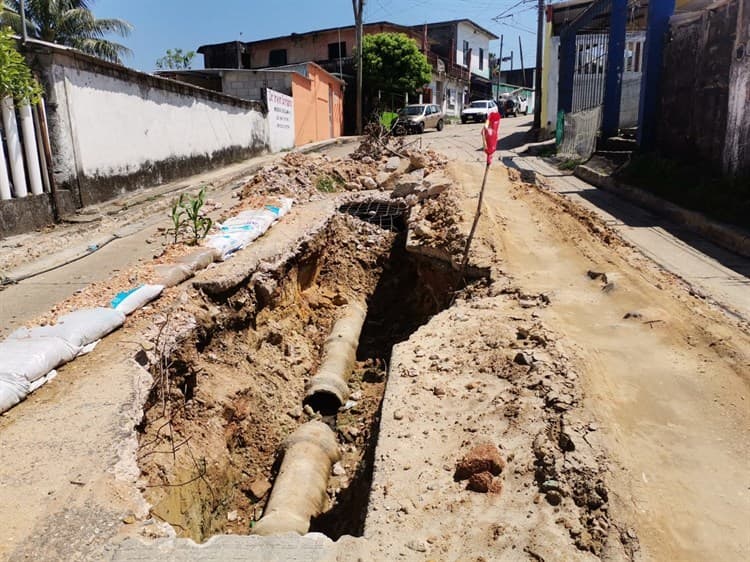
[204,230,259,261]
[0,372,29,413]
[265,197,293,218]
[222,209,276,230]
[111,284,164,315]
[8,307,125,347]
[28,369,58,393]
[177,248,218,272]
[0,337,80,382]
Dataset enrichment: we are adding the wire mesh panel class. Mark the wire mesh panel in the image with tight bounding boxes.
[558,106,603,160]
[338,200,407,232]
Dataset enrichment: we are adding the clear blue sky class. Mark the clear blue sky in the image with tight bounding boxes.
[94,0,539,73]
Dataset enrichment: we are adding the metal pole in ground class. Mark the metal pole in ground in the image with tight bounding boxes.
[459,161,490,279]
[458,112,500,287]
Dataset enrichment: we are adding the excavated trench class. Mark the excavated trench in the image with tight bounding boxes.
[136,202,481,542]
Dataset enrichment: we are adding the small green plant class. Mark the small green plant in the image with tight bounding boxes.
[536,144,558,158]
[558,158,582,171]
[316,174,339,193]
[168,187,213,245]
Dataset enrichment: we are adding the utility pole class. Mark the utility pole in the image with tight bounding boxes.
[498,34,504,98]
[20,0,28,42]
[519,36,526,87]
[352,0,365,135]
[533,0,544,129]
[510,50,514,72]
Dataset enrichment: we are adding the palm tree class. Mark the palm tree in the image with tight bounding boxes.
[1,0,133,64]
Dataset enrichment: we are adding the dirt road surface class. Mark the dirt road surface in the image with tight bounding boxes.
[0,119,748,561]
[419,119,750,560]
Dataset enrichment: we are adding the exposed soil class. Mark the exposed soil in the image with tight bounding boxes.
[1,124,748,562]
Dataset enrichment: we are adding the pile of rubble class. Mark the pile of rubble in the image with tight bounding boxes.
[239,142,449,205]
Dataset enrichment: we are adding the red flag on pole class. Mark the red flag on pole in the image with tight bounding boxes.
[482,112,501,164]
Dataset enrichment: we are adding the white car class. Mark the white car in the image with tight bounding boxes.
[460,100,499,124]
[517,96,529,115]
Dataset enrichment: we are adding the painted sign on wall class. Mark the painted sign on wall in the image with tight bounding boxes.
[266,88,295,152]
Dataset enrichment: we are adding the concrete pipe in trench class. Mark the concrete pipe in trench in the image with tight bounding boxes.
[252,421,340,536]
[304,300,367,413]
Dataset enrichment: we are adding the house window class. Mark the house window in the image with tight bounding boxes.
[328,41,346,60]
[463,40,469,66]
[479,48,484,70]
[268,48,287,66]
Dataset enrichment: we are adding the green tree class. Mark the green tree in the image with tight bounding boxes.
[1,0,133,64]
[0,27,42,103]
[156,48,195,70]
[361,32,432,97]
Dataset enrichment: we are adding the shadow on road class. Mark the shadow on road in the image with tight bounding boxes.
[497,130,533,151]
[563,186,750,281]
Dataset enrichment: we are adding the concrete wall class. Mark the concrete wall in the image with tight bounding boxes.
[456,22,491,80]
[657,0,737,173]
[723,0,750,175]
[27,40,269,207]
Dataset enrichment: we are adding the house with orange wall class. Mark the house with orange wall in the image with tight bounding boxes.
[157,62,344,147]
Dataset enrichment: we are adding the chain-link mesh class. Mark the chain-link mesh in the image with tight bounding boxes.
[558,107,602,161]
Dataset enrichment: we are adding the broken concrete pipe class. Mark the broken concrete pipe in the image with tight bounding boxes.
[304,300,367,414]
[252,421,341,536]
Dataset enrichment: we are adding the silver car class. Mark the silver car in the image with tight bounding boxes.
[394,104,445,134]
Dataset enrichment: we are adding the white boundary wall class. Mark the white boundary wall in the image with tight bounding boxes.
[57,67,269,179]
[27,40,270,206]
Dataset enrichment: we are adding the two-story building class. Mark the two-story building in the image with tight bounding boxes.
[196,18,497,131]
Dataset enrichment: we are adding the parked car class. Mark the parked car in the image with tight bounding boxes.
[460,99,499,123]
[499,94,529,117]
[393,104,445,134]
[517,95,529,115]
[498,95,518,117]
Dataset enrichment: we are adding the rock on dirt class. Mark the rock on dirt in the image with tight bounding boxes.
[454,442,506,480]
[467,471,503,494]
[248,478,272,501]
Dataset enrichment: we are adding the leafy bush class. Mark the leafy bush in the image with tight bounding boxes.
[0,27,42,104]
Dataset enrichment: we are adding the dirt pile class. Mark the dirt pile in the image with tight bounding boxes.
[239,140,448,207]
[406,189,467,266]
[366,281,638,560]
[239,152,382,203]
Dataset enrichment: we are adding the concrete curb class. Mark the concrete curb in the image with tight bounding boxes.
[574,164,750,259]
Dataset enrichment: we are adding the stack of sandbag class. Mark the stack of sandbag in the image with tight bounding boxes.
[0,307,125,413]
[204,197,293,260]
